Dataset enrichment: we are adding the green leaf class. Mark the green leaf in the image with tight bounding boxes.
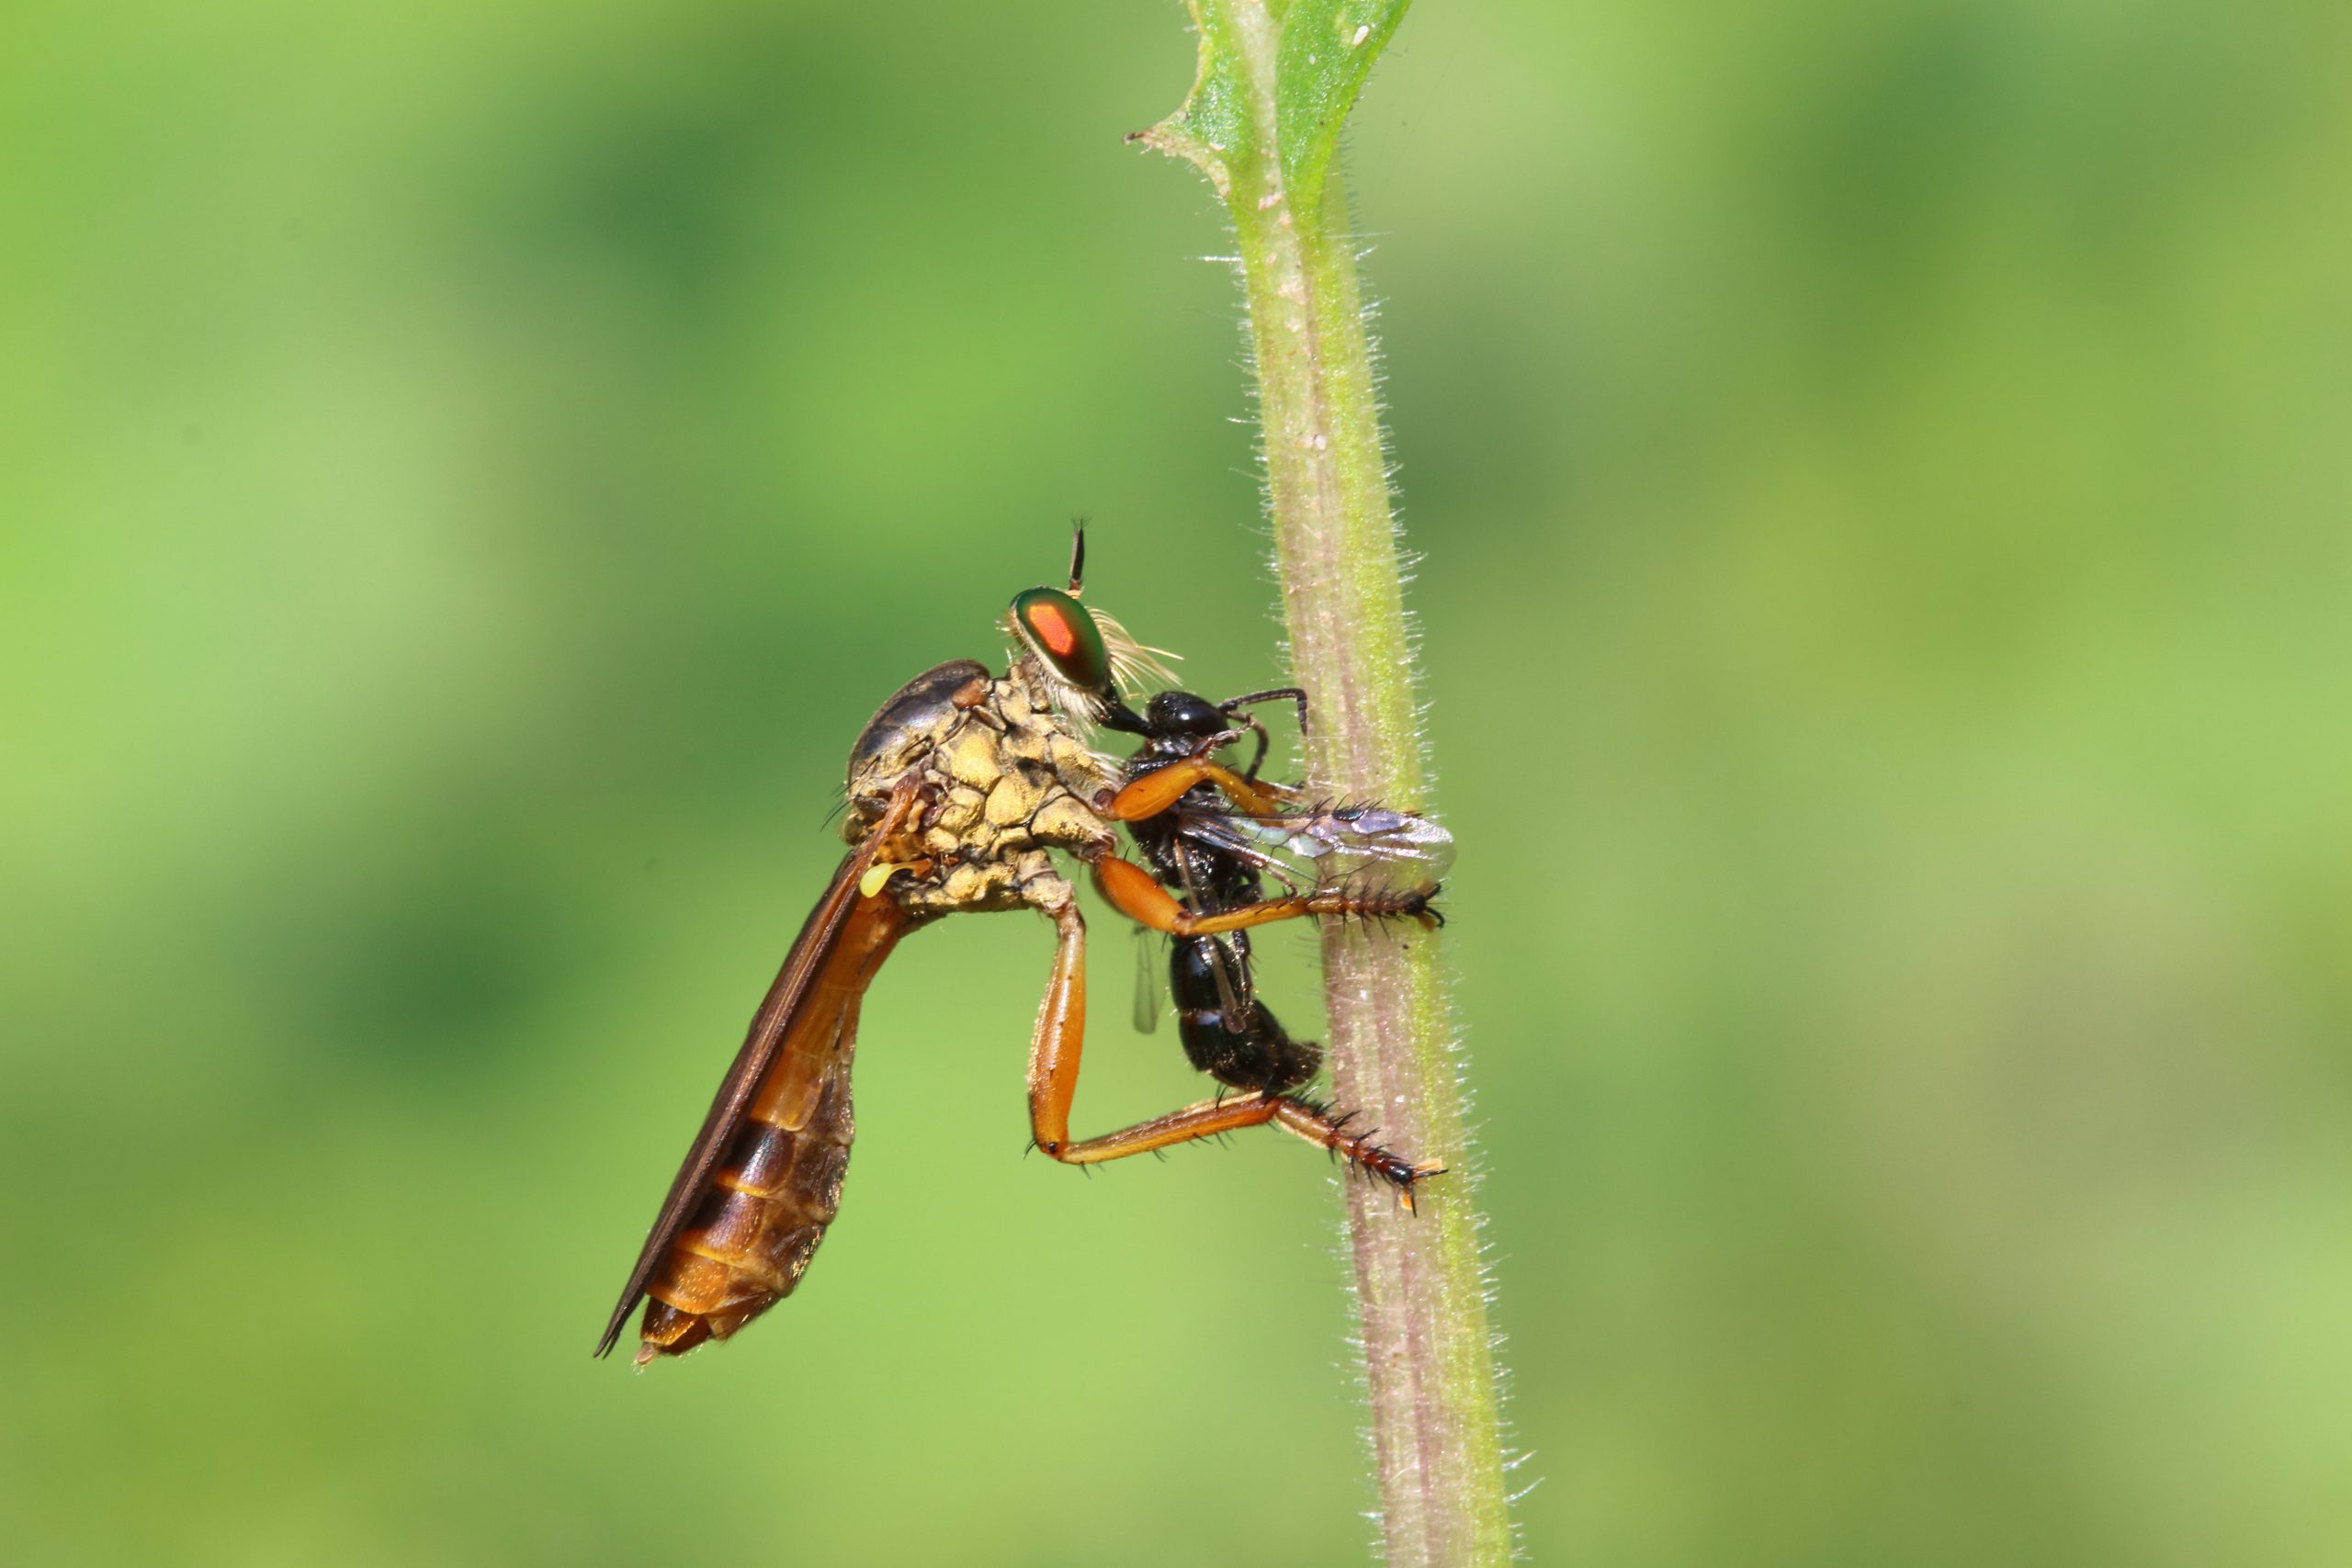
[1140,0,1412,212]
[1272,1,1412,207]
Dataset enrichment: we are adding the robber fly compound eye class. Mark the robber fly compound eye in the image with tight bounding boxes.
[1008,585,1115,699]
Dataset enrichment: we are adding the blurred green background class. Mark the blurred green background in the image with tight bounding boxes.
[5,1,2347,1562]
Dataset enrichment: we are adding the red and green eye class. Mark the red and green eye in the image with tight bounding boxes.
[1010,586,1113,694]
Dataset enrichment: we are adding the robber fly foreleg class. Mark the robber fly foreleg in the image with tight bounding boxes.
[1089,852,1439,935]
[1096,753,1301,822]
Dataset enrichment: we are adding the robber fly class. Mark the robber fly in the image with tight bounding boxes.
[597,542,1447,1364]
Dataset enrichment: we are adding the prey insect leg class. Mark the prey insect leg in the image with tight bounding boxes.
[1218,684,1310,739]
[1213,691,1307,780]
[1202,685,1306,783]
[1022,899,1439,1206]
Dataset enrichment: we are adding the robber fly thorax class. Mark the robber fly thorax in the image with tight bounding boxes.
[840,656,1122,924]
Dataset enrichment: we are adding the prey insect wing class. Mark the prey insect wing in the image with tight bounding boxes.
[1159,810,1303,892]
[1173,835,1252,1024]
[1131,926,1160,1035]
[1170,799,1456,890]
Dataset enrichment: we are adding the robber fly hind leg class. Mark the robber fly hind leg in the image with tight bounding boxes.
[1023,896,1439,1206]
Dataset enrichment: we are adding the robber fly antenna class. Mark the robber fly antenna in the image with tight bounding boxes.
[1067,522,1087,597]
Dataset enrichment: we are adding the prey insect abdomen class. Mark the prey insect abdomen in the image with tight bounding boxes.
[1170,935,1320,1094]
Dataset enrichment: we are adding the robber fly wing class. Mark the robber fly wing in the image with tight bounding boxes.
[594,783,922,1359]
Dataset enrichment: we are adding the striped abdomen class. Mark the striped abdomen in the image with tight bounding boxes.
[623,888,912,1364]
[632,1056,858,1363]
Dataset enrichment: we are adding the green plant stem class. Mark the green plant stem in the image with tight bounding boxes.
[1143,6,1513,1562]
[1252,172,1513,1568]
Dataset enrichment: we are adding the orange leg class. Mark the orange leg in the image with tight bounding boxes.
[1098,753,1301,822]
[1023,898,1442,1205]
[1092,854,1436,937]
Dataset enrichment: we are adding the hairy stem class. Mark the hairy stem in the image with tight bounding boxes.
[1143,5,1513,1562]
[1253,164,1512,1568]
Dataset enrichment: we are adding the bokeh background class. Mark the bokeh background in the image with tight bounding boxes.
[5,1,2347,1562]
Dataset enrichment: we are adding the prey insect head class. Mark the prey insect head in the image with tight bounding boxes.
[1141,690,1227,739]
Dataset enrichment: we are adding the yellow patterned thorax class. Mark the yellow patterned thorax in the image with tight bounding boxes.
[843,661,1119,919]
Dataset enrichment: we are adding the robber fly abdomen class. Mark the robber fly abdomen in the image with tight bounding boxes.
[631,1035,859,1359]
